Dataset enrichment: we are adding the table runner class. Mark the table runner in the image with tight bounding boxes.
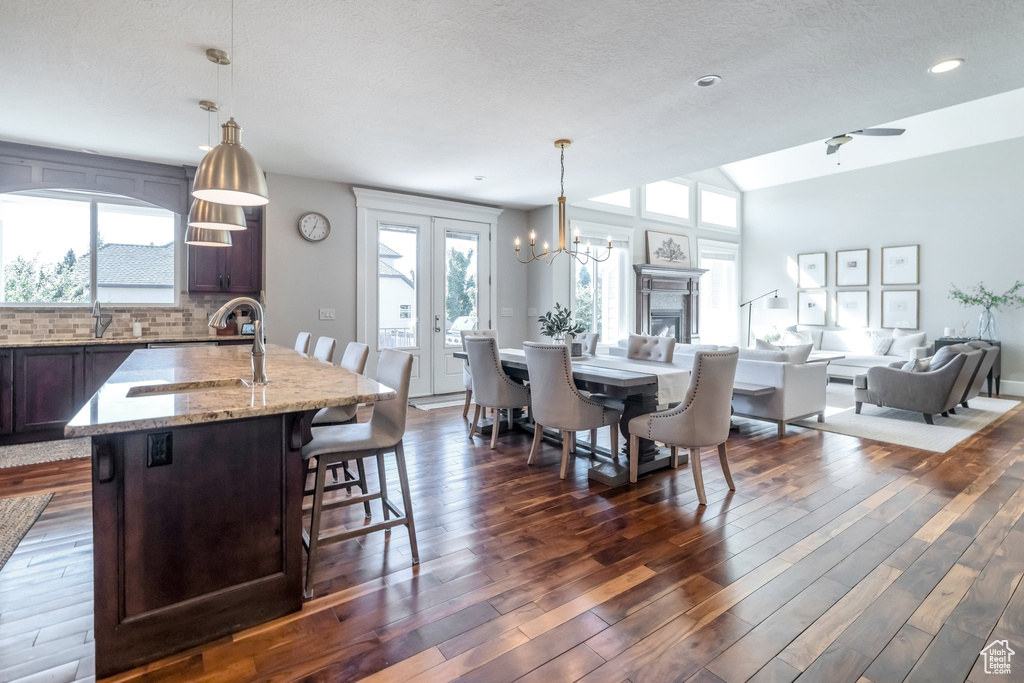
[499,349,690,404]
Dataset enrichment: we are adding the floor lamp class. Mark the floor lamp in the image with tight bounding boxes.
[740,290,789,346]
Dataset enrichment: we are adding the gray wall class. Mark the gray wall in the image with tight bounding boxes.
[264,173,529,354]
[742,137,1024,390]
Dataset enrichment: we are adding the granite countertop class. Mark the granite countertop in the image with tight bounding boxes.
[0,334,252,348]
[66,344,395,437]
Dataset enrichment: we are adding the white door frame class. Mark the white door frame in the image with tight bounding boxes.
[354,188,502,393]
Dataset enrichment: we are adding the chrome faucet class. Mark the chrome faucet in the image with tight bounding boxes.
[91,300,113,338]
[209,297,267,384]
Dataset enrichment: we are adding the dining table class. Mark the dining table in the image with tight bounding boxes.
[454,347,692,486]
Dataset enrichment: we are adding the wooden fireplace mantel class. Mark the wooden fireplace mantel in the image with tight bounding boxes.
[633,264,707,343]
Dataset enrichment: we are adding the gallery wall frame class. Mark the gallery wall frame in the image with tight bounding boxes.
[797,251,827,289]
[836,248,869,287]
[881,245,920,285]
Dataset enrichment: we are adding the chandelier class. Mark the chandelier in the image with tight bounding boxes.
[515,139,611,265]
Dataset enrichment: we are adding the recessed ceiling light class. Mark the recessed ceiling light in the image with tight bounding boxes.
[929,58,963,74]
[198,144,213,152]
[474,175,486,181]
[694,75,721,87]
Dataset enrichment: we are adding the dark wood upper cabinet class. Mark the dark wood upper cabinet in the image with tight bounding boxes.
[14,346,86,432]
[85,344,146,400]
[187,206,263,295]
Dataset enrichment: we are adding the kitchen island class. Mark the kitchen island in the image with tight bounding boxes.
[65,343,395,679]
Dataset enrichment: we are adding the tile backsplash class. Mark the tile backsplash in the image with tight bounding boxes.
[0,293,238,343]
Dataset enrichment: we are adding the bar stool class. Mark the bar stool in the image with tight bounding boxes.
[312,336,337,363]
[464,336,530,449]
[301,349,417,597]
[523,342,621,479]
[627,348,739,503]
[294,331,312,355]
[310,342,372,496]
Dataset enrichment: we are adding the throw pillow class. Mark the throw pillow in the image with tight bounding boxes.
[783,325,814,347]
[901,358,930,372]
[755,339,782,351]
[784,343,813,364]
[929,345,960,371]
[868,332,893,356]
[888,332,927,357]
[738,348,790,363]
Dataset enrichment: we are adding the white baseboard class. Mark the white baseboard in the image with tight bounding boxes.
[997,379,1024,398]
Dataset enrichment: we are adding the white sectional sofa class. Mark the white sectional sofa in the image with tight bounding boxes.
[791,328,933,382]
[674,347,828,437]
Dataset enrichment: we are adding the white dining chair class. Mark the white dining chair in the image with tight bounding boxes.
[523,342,621,479]
[464,337,530,449]
[301,349,417,597]
[312,336,337,364]
[626,334,676,363]
[578,332,599,355]
[294,331,312,355]
[460,329,498,418]
[627,348,739,505]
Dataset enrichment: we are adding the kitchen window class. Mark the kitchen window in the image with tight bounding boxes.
[0,189,177,306]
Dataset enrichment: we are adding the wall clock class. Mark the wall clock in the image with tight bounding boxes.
[298,212,330,242]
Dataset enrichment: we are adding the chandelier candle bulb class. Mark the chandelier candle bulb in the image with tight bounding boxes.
[530,231,536,245]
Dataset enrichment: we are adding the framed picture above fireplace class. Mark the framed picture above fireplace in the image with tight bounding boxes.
[646,230,692,267]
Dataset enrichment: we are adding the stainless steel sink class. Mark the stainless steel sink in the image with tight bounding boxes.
[126,378,248,397]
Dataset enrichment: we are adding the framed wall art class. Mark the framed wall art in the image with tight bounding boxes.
[797,290,827,326]
[836,248,869,287]
[881,290,920,329]
[797,252,827,289]
[881,245,919,285]
[645,230,692,267]
[835,290,869,328]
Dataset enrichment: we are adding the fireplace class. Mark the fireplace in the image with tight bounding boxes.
[633,264,706,344]
[650,310,683,342]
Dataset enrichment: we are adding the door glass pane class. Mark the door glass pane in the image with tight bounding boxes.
[444,231,478,347]
[96,201,176,304]
[0,191,91,304]
[378,224,418,349]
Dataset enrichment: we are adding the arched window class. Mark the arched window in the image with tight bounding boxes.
[0,189,177,305]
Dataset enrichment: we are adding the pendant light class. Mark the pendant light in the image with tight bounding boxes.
[515,140,611,265]
[188,99,246,235]
[192,1,269,207]
[185,225,233,247]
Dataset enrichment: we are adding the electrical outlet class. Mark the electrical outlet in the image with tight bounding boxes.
[527,307,537,317]
[500,307,513,317]
[319,308,336,320]
[147,433,173,468]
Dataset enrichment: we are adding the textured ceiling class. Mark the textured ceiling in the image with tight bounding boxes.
[722,87,1024,191]
[1,0,1023,209]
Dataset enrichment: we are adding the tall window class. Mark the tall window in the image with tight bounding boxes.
[698,239,739,345]
[571,223,632,344]
[0,190,176,305]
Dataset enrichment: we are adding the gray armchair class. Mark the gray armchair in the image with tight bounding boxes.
[854,346,982,424]
[962,341,999,408]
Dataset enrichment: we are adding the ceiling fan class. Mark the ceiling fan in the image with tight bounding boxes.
[825,128,905,155]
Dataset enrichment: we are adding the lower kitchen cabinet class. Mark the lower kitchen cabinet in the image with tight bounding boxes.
[0,350,12,436]
[85,344,147,399]
[14,346,86,433]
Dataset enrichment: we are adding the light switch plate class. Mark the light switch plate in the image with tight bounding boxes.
[500,307,513,317]
[319,308,336,320]
[527,307,537,317]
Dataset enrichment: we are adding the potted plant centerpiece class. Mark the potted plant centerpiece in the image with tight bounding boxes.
[538,303,587,357]
[948,280,1024,340]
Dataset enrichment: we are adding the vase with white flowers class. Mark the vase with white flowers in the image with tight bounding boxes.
[948,281,1024,340]
[538,302,587,356]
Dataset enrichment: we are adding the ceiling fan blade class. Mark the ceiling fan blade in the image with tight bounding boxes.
[826,145,838,155]
[850,128,905,136]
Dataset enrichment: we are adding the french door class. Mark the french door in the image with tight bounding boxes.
[364,209,491,397]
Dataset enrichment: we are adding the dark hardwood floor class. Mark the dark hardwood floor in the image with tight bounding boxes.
[3,400,1024,682]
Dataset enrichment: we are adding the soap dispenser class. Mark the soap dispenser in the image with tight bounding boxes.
[132,318,142,338]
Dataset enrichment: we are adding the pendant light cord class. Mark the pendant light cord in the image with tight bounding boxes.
[230,0,235,119]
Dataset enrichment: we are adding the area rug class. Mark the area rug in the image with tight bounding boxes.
[793,383,1019,452]
[0,493,53,573]
[409,393,467,411]
[0,438,90,469]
